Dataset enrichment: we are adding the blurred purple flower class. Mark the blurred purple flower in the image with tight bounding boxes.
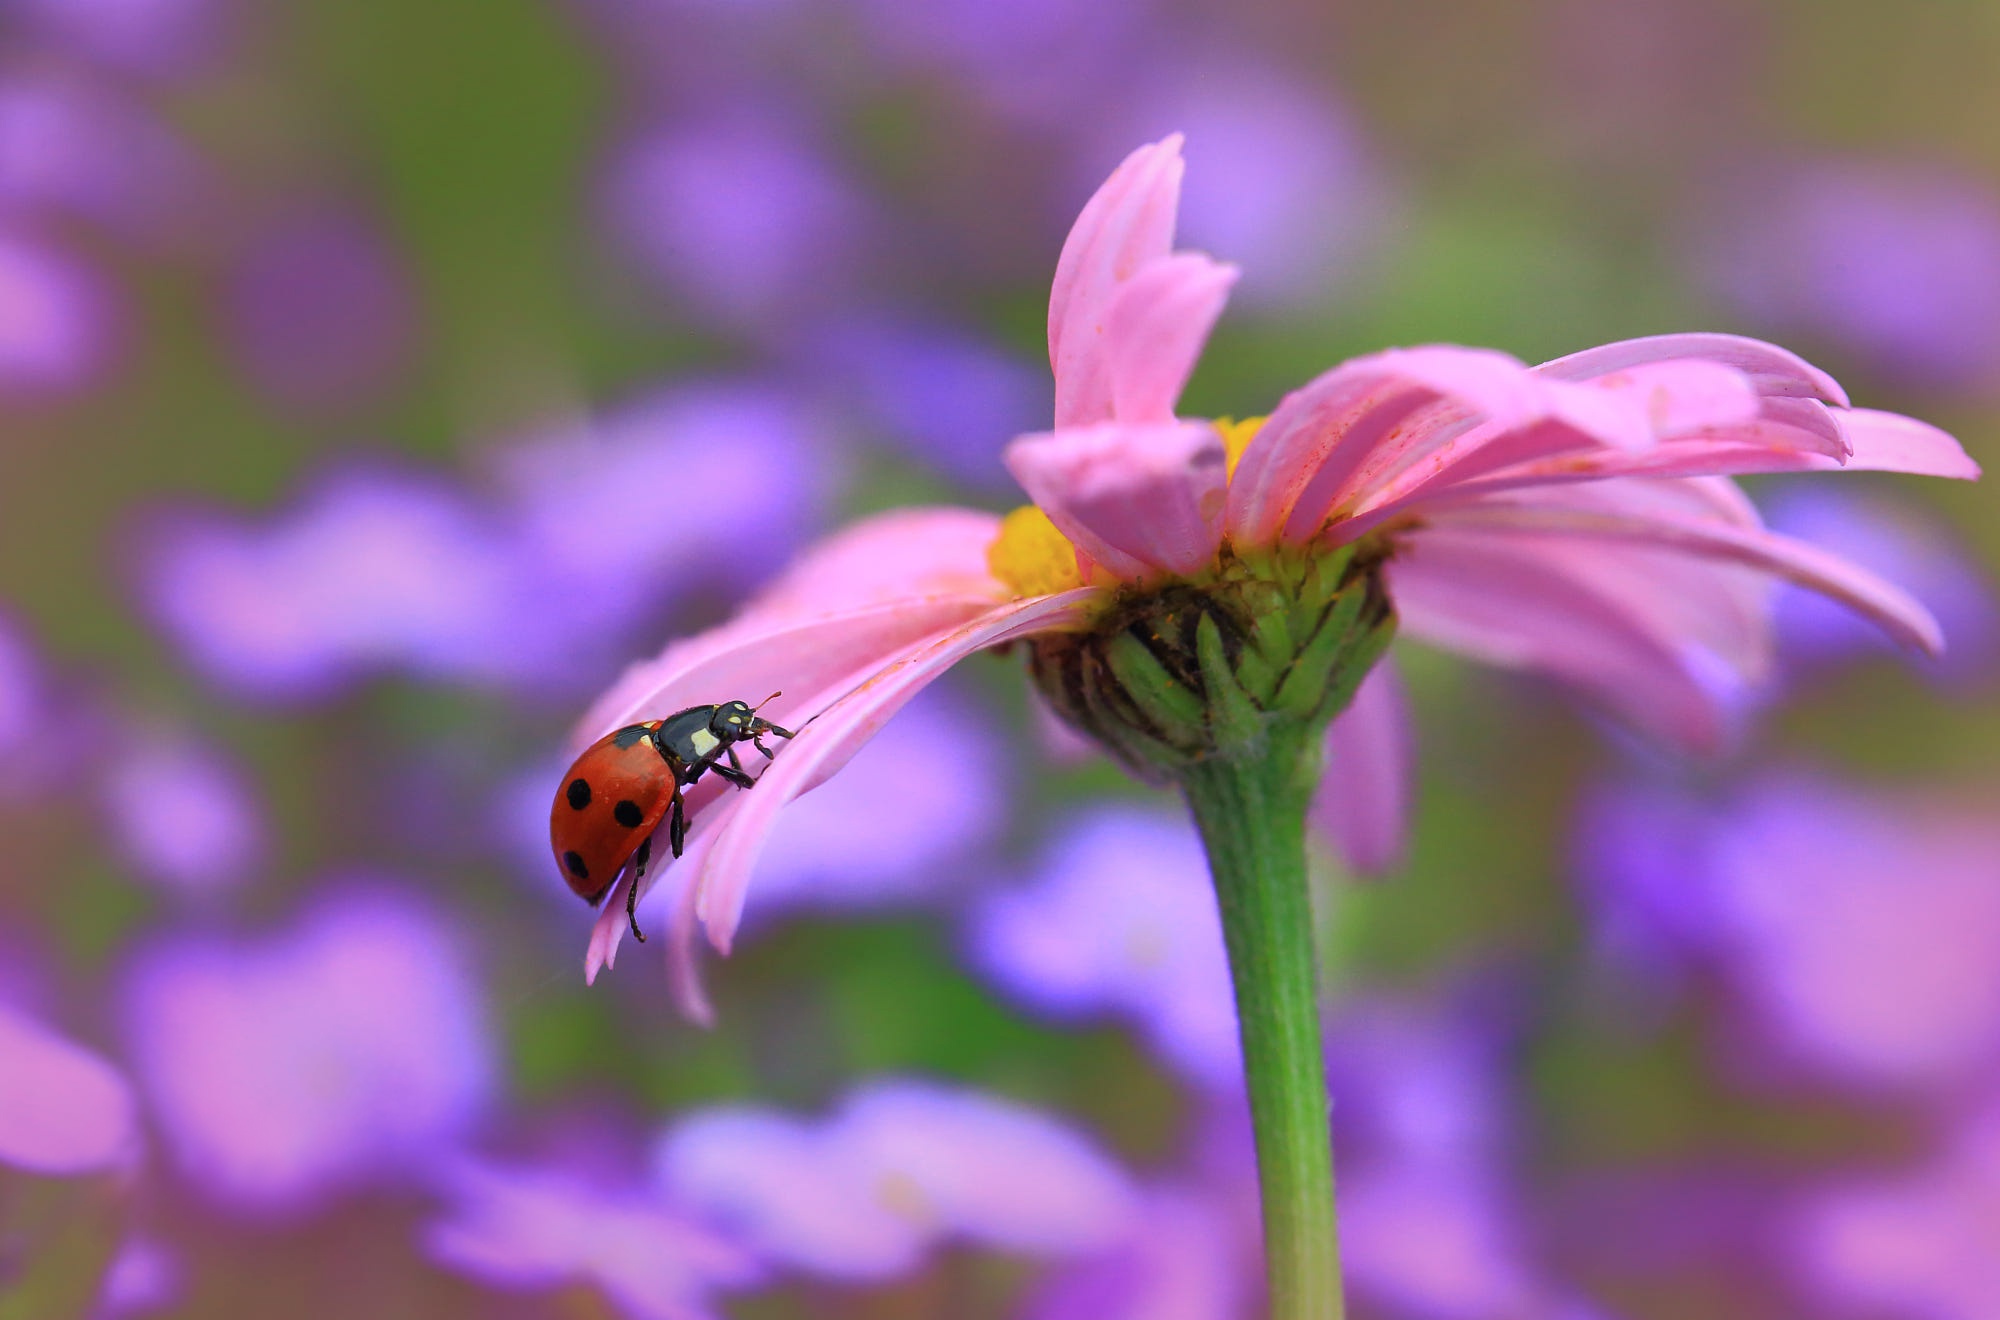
[223,208,416,414]
[655,1077,1137,1282]
[1024,1184,1257,1320]
[12,0,231,81]
[100,730,265,897]
[0,73,203,244]
[0,226,119,396]
[121,885,495,1211]
[1322,995,1583,1320]
[0,608,47,764]
[493,382,829,628]
[603,116,868,334]
[1703,159,2000,392]
[1790,1104,2000,1320]
[425,1155,759,1319]
[1035,992,1584,1319]
[823,316,1050,490]
[1084,57,1387,312]
[1579,772,2000,1094]
[139,468,539,699]
[1763,485,1997,687]
[1341,1168,1547,1320]
[848,0,1148,124]
[965,806,1240,1091]
[141,382,827,700]
[0,999,139,1175]
[96,1237,182,1317]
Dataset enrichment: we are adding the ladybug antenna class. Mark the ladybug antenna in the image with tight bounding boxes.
[752,690,782,712]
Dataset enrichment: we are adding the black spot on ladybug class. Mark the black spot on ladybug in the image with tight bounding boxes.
[612,725,649,749]
[564,851,589,881]
[614,800,644,828]
[566,778,591,810]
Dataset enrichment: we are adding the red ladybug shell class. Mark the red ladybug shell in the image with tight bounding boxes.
[549,723,678,905]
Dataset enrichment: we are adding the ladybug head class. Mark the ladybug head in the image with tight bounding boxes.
[710,700,757,735]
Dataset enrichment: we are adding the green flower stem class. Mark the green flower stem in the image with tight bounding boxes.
[1180,728,1344,1320]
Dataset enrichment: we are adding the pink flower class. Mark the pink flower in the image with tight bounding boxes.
[425,1155,759,1320]
[575,135,1977,1015]
[0,999,138,1176]
[655,1077,1137,1281]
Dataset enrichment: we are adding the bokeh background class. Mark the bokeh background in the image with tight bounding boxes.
[1,0,1997,1316]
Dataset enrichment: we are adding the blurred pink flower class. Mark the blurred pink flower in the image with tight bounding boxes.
[100,729,265,897]
[1791,1104,2000,1319]
[967,805,1242,1091]
[654,1078,1137,1282]
[0,226,120,396]
[0,999,138,1175]
[426,1155,758,1320]
[121,886,494,1211]
[1583,772,2000,1095]
[1026,1183,1258,1320]
[575,135,1975,1010]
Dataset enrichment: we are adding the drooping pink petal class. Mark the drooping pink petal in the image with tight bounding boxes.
[1313,660,1414,876]
[1050,136,1185,429]
[1006,421,1228,579]
[667,853,714,1025]
[574,598,996,753]
[1533,331,1850,407]
[695,589,1101,954]
[1106,253,1238,424]
[1388,530,1745,753]
[1425,495,1945,656]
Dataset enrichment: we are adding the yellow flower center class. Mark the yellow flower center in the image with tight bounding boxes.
[987,505,1084,596]
[1215,415,1266,478]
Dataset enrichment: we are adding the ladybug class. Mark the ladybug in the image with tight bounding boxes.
[550,696,794,942]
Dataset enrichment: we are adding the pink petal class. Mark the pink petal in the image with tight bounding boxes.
[0,1002,138,1175]
[584,824,721,1026]
[584,600,979,984]
[1050,136,1186,429]
[1533,331,1850,407]
[1226,345,1552,547]
[1388,529,1742,753]
[741,507,1007,620]
[1005,421,1228,579]
[1835,409,1982,480]
[1351,402,1971,528]
[1313,660,1414,876]
[583,867,631,985]
[695,589,1101,954]
[574,598,997,754]
[1428,497,1945,656]
[1106,253,1237,424]
[667,855,715,1025]
[1343,360,1763,522]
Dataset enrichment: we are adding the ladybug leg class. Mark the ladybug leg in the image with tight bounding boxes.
[625,862,646,944]
[711,761,756,790]
[668,789,687,858]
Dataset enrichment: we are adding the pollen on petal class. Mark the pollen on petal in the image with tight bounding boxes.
[1216,416,1267,479]
[987,506,1084,597]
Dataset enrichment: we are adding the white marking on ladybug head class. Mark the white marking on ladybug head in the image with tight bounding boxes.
[688,728,721,755]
